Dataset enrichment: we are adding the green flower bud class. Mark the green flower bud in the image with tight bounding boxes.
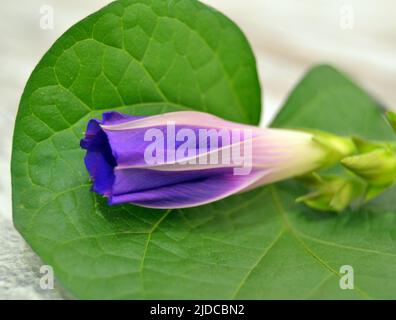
[341,148,396,186]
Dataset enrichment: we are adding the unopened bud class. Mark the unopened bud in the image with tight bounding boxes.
[341,148,396,186]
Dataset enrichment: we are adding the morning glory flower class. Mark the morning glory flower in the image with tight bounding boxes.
[80,111,355,209]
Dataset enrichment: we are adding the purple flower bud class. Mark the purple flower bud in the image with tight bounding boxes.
[80,111,354,209]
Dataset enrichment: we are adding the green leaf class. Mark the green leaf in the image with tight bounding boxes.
[272,65,394,139]
[268,65,396,299]
[12,0,261,299]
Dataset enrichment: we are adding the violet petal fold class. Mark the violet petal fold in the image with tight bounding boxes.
[80,111,343,209]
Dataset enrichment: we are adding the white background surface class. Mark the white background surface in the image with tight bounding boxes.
[0,0,395,299]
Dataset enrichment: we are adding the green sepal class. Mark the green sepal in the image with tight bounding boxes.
[296,174,365,213]
[309,130,357,167]
[364,184,391,202]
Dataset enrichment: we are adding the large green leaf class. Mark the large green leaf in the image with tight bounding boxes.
[12,0,396,299]
[12,0,261,299]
